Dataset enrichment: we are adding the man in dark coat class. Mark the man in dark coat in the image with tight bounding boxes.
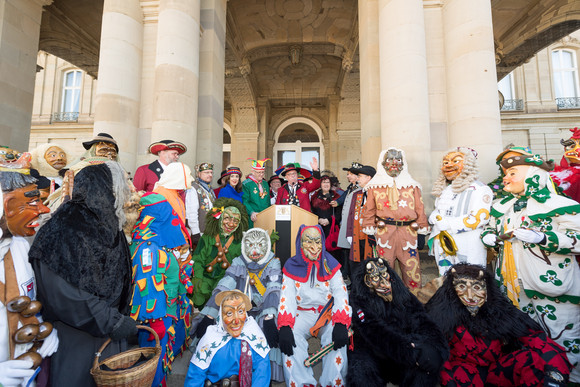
[133,139,187,192]
[29,162,137,387]
[425,263,571,387]
[348,257,449,387]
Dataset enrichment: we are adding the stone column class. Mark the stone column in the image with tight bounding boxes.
[358,0,382,166]
[151,0,200,168]
[378,0,432,184]
[197,0,227,173]
[93,0,143,171]
[443,0,502,182]
[0,0,49,151]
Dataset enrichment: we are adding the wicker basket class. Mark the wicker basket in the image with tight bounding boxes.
[90,325,161,387]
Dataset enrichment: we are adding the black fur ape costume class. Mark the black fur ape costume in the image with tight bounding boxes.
[425,263,571,387]
[347,258,449,387]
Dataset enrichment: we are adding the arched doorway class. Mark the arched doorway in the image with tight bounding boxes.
[273,117,325,169]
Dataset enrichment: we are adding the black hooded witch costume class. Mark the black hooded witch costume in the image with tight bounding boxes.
[29,163,135,386]
[347,257,448,387]
[425,263,571,387]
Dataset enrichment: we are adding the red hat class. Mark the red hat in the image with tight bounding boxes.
[148,140,187,155]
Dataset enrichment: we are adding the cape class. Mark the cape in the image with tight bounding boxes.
[29,164,132,305]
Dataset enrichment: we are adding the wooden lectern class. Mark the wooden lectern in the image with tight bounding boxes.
[254,205,318,266]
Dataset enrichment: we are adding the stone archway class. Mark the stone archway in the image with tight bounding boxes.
[273,117,325,170]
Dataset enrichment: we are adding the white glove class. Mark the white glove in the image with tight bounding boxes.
[346,236,352,245]
[362,226,376,236]
[417,227,430,235]
[38,328,59,358]
[0,360,35,386]
[482,234,498,247]
[513,228,545,244]
[434,217,450,232]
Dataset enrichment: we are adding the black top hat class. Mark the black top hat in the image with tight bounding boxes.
[353,165,376,177]
[343,161,363,173]
[82,133,119,152]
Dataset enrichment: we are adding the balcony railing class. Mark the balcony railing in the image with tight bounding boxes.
[501,99,524,111]
[556,97,580,109]
[51,112,79,122]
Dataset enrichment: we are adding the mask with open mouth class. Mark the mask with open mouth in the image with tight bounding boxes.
[3,184,49,237]
[364,258,393,302]
[452,270,487,316]
[242,228,270,262]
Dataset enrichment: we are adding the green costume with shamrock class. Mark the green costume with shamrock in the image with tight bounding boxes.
[481,153,580,383]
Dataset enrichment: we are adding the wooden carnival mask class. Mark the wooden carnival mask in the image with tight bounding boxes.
[94,141,118,160]
[220,293,249,338]
[220,206,241,236]
[442,151,465,181]
[452,269,487,316]
[502,165,529,195]
[3,184,49,237]
[364,259,392,302]
[382,149,404,178]
[301,226,322,261]
[561,128,580,165]
[44,146,67,170]
[242,228,270,262]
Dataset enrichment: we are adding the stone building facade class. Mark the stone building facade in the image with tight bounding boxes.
[2,0,580,209]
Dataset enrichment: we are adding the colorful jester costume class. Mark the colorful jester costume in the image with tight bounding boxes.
[191,198,249,309]
[129,193,193,386]
[482,155,580,383]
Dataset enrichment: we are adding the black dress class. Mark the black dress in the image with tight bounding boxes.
[29,164,132,386]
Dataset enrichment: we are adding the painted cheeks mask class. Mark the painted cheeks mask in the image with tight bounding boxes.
[453,273,487,316]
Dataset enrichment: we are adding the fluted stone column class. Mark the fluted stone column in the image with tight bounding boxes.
[378,0,431,184]
[358,0,382,166]
[197,0,227,173]
[443,0,502,182]
[93,0,143,171]
[151,0,200,168]
[0,0,50,151]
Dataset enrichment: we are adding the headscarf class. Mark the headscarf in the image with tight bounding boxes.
[365,148,421,191]
[191,304,269,370]
[282,224,340,283]
[30,143,70,178]
[29,164,132,304]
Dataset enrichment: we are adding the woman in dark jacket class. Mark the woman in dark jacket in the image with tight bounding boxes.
[29,162,136,387]
[310,175,342,258]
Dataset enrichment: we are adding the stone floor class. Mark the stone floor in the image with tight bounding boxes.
[167,251,438,387]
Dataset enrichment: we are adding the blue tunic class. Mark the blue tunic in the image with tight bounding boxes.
[185,338,271,387]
